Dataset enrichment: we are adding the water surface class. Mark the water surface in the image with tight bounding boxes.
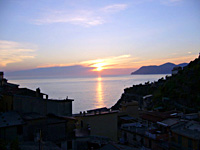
[9,75,167,113]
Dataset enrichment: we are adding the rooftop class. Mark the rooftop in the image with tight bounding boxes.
[157,118,180,127]
[48,98,74,102]
[19,141,61,150]
[5,82,19,87]
[74,110,119,117]
[121,122,146,135]
[141,110,179,123]
[120,116,137,121]
[15,88,47,97]
[87,107,109,113]
[22,112,46,121]
[0,111,25,128]
[47,114,77,121]
[100,143,136,150]
[171,121,200,140]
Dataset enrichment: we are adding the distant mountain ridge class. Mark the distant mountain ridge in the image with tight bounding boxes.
[5,65,135,79]
[5,65,97,79]
[131,62,188,75]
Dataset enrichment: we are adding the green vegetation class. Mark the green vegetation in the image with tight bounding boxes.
[112,56,200,112]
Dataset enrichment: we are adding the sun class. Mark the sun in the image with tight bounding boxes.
[92,63,106,72]
[96,66,103,71]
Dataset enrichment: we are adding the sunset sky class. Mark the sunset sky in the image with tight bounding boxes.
[0,0,200,75]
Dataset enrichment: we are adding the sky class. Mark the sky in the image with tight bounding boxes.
[0,0,200,76]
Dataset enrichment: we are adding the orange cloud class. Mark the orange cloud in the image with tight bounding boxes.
[35,53,198,76]
[0,40,36,67]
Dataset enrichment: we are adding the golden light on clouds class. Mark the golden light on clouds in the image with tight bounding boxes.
[31,53,198,75]
[92,63,105,71]
[90,62,107,71]
[0,40,36,67]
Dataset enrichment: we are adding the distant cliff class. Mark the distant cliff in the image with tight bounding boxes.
[131,63,188,74]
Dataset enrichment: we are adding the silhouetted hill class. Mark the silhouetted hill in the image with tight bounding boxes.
[5,65,97,78]
[131,63,188,74]
[113,56,200,112]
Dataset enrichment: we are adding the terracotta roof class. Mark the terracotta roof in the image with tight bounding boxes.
[141,110,179,122]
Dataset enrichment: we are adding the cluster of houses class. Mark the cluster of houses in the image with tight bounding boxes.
[1,71,200,150]
[0,72,75,149]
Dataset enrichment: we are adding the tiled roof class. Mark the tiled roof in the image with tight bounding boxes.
[120,116,136,121]
[141,110,179,123]
[157,118,180,127]
[171,121,200,140]
[0,111,25,128]
[22,112,46,121]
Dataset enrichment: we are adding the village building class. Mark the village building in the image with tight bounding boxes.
[120,101,139,118]
[74,108,119,142]
[170,120,200,150]
[0,72,76,149]
[1,71,200,150]
[0,111,25,141]
[0,72,73,116]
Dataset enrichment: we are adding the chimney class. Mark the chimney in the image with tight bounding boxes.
[0,72,3,86]
[36,88,41,97]
[0,72,3,80]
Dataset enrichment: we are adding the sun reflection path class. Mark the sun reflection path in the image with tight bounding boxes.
[96,76,105,108]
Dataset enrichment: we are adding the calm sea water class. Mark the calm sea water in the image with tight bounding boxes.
[9,75,167,113]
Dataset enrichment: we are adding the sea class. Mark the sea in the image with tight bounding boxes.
[9,74,167,114]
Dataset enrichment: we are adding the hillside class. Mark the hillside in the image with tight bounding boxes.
[131,63,188,74]
[112,56,200,112]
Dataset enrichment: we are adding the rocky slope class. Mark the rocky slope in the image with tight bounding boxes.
[113,56,200,113]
